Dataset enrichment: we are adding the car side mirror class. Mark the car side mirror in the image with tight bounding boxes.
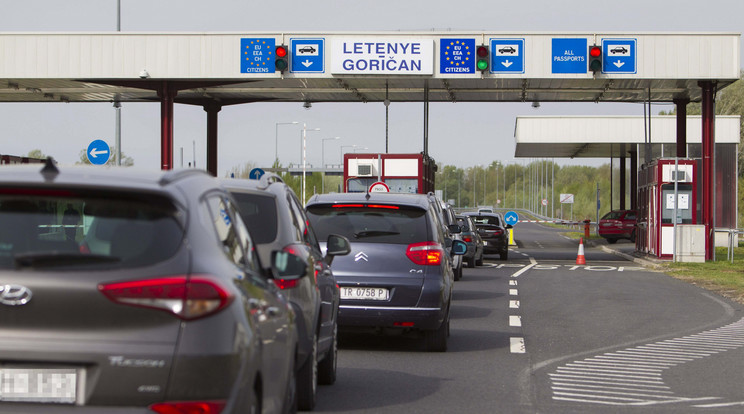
[451,240,467,255]
[448,224,461,234]
[324,234,351,265]
[271,250,307,280]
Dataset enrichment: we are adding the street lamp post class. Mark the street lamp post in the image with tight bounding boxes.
[321,137,340,193]
[302,124,321,204]
[275,121,298,165]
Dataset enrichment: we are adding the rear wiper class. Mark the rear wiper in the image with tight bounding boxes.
[353,230,400,239]
[14,253,121,269]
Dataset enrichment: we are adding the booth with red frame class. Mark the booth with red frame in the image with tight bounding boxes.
[637,159,698,258]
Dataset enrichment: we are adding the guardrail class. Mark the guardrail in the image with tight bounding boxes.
[717,228,743,263]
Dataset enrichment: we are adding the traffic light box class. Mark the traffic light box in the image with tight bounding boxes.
[476,45,489,73]
[588,44,602,74]
[275,45,289,72]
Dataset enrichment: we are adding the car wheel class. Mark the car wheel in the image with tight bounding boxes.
[630,230,636,243]
[607,238,617,244]
[297,334,317,411]
[500,249,508,260]
[475,254,483,266]
[456,264,463,280]
[318,323,337,385]
[424,310,449,352]
[467,257,475,268]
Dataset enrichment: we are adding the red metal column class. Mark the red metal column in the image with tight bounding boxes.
[619,154,626,210]
[674,98,689,158]
[204,102,221,177]
[699,81,715,260]
[157,82,176,170]
[630,150,637,211]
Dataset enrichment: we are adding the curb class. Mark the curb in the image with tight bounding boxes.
[600,245,666,270]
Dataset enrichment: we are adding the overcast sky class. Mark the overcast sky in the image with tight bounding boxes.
[1,0,742,176]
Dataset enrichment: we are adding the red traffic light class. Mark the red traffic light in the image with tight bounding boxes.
[588,45,602,73]
[589,46,602,57]
[276,45,288,58]
[275,45,289,72]
[476,45,489,58]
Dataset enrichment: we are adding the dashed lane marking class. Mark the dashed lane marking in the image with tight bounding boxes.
[511,337,526,353]
[510,315,522,327]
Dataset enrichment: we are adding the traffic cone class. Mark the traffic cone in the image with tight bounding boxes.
[576,237,586,265]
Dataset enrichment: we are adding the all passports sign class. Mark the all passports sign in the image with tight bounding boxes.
[331,37,434,75]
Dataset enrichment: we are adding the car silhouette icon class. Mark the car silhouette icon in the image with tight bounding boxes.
[299,45,317,54]
[498,46,516,54]
[610,46,628,54]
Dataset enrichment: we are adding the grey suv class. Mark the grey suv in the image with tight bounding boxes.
[306,192,466,352]
[0,162,300,413]
[223,175,350,411]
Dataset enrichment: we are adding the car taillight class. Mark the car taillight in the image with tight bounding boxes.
[493,229,503,236]
[274,278,300,289]
[149,400,226,414]
[462,236,473,243]
[406,242,443,266]
[98,276,233,320]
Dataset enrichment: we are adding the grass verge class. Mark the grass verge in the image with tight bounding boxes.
[663,244,744,305]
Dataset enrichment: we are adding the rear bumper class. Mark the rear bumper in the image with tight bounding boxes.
[338,304,445,331]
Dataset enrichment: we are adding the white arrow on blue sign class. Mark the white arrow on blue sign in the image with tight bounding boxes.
[602,39,637,74]
[504,211,519,226]
[490,39,525,73]
[291,38,324,73]
[249,168,265,180]
[87,139,110,165]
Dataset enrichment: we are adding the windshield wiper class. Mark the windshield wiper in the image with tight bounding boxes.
[14,253,121,269]
[353,230,400,239]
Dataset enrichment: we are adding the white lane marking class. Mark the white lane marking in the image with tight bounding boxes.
[509,315,522,327]
[509,300,520,309]
[509,289,518,296]
[549,317,744,406]
[511,262,535,278]
[509,280,518,286]
[694,400,744,408]
[510,337,526,353]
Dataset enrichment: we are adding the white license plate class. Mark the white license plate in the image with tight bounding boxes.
[340,287,389,301]
[483,241,488,246]
[0,368,78,404]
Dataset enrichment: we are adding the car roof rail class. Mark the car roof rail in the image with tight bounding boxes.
[159,169,212,186]
[257,172,284,189]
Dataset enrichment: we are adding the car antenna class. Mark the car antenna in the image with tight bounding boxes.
[40,156,59,181]
[365,186,371,201]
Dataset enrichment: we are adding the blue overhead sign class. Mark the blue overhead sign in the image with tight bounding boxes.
[552,38,587,74]
[291,38,324,73]
[504,211,519,226]
[87,139,110,165]
[491,39,525,73]
[439,39,475,74]
[603,39,637,74]
[240,38,275,74]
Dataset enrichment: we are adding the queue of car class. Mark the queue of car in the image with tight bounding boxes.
[0,162,503,413]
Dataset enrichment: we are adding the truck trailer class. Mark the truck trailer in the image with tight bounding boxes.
[343,153,436,194]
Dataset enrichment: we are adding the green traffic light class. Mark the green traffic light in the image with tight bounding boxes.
[589,59,602,72]
[477,59,488,71]
[275,59,288,71]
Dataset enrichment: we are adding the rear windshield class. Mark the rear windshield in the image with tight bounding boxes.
[601,211,624,220]
[307,205,429,244]
[0,191,183,270]
[230,192,278,244]
[471,215,501,226]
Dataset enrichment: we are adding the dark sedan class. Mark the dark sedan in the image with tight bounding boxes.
[463,212,510,260]
[306,192,466,352]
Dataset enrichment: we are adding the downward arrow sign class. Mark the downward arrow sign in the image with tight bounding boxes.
[302,60,313,68]
[613,60,625,68]
[501,60,513,68]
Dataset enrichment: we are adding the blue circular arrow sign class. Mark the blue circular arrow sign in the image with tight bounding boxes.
[249,168,265,180]
[504,211,519,226]
[87,139,110,165]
